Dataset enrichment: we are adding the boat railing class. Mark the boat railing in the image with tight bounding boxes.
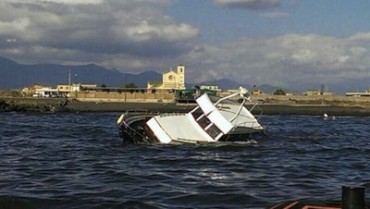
[217,103,259,119]
[159,112,185,117]
[123,114,153,126]
[249,99,264,120]
[234,120,263,129]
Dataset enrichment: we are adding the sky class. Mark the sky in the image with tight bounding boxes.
[1,0,370,92]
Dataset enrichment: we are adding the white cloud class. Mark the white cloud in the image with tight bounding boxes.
[182,33,370,91]
[44,0,104,4]
[6,0,104,5]
[213,0,280,9]
[0,18,30,32]
[260,11,290,18]
[0,0,198,65]
[6,38,17,43]
[125,21,198,42]
[349,32,370,42]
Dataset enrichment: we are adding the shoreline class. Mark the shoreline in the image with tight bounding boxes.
[1,97,370,116]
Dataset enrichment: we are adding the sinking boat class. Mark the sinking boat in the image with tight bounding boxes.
[116,87,264,144]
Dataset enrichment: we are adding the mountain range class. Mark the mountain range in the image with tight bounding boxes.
[0,56,160,89]
[0,56,286,93]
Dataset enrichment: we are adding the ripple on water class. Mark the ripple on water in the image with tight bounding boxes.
[0,113,370,208]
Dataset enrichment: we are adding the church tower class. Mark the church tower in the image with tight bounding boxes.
[176,65,185,89]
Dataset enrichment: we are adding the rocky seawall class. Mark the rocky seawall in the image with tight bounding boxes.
[1,96,370,116]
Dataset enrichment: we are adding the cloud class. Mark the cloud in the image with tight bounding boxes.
[182,33,370,91]
[260,11,290,18]
[37,0,104,5]
[349,32,370,42]
[213,0,280,9]
[0,18,30,33]
[0,0,198,66]
[19,0,105,5]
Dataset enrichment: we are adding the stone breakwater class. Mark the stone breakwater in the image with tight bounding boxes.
[253,95,370,107]
[248,95,370,116]
[0,97,69,112]
[0,97,190,113]
[1,96,370,116]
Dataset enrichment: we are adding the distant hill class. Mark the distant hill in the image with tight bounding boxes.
[0,56,161,89]
[0,56,302,93]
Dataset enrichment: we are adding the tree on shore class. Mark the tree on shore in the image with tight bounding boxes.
[124,82,137,89]
[273,88,286,95]
[100,84,110,92]
[125,82,137,89]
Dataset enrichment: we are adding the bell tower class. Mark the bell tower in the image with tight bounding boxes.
[176,65,185,89]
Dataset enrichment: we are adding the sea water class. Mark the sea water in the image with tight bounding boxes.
[0,112,369,209]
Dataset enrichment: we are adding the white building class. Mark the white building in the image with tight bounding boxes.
[34,87,59,97]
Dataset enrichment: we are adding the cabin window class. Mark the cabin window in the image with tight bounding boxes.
[192,111,222,139]
[195,113,211,129]
[206,124,222,139]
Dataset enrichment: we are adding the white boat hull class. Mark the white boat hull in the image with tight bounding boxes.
[117,87,265,144]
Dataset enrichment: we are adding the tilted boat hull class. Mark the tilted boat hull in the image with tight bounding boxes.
[117,87,265,144]
[118,112,264,144]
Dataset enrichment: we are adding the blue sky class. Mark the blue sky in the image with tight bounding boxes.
[0,0,369,92]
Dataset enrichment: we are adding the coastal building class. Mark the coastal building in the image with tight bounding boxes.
[200,85,221,92]
[34,87,59,97]
[251,89,262,96]
[304,89,321,96]
[57,84,97,97]
[22,84,53,97]
[322,92,333,96]
[73,84,98,92]
[346,89,370,97]
[57,85,72,96]
[304,87,334,96]
[285,92,294,96]
[147,65,185,90]
[220,87,262,96]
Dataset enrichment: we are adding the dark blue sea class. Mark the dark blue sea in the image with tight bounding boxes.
[0,112,369,209]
